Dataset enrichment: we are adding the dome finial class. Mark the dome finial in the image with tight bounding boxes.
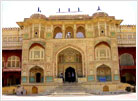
[37,7,41,13]
[97,6,101,11]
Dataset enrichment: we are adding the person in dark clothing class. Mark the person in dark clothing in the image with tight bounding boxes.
[60,73,64,82]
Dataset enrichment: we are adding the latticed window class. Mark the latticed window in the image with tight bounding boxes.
[7,56,20,67]
[95,45,111,60]
[120,53,134,66]
[29,46,44,60]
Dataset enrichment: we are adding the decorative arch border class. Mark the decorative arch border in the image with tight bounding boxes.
[28,65,45,72]
[94,41,111,60]
[54,44,85,77]
[53,26,63,38]
[29,41,45,49]
[76,26,86,38]
[65,25,74,29]
[96,63,112,82]
[120,53,134,59]
[94,41,111,48]
[53,25,62,29]
[76,25,85,29]
[96,63,111,69]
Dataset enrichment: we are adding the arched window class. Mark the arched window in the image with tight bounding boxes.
[120,53,134,66]
[29,46,44,60]
[97,65,111,82]
[95,44,111,60]
[55,32,62,38]
[7,56,20,68]
[54,27,62,38]
[29,66,44,83]
[76,32,84,38]
[2,57,4,68]
[65,26,73,38]
[76,26,85,38]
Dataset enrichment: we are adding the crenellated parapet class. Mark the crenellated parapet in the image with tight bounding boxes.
[2,27,20,31]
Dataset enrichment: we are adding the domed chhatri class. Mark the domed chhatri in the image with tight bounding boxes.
[92,6,108,18]
[30,7,46,19]
[30,13,46,19]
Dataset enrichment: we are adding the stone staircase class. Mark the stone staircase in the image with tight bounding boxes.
[41,83,90,96]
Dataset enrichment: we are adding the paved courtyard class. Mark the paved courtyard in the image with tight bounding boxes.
[2,93,137,100]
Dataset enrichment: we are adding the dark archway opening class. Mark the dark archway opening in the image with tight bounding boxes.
[36,73,41,83]
[65,67,76,82]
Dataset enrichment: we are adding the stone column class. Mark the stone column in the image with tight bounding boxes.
[39,24,41,38]
[62,25,65,38]
[74,24,77,38]
[98,22,100,36]
[105,22,107,36]
[32,24,34,38]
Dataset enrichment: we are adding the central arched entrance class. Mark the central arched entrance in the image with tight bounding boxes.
[65,67,76,82]
[57,47,83,82]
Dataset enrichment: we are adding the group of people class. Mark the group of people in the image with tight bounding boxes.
[60,72,75,82]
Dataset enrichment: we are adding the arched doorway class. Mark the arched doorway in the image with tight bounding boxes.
[57,48,83,80]
[65,67,76,82]
[103,85,109,92]
[29,66,44,83]
[32,86,38,94]
[36,73,41,83]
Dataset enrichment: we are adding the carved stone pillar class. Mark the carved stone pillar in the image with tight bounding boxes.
[39,24,41,38]
[32,24,34,38]
[98,22,100,37]
[74,24,77,38]
[62,25,65,38]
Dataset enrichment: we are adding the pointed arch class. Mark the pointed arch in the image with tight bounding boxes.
[53,26,62,38]
[55,45,85,77]
[29,66,44,83]
[94,42,111,60]
[96,64,111,82]
[7,56,20,68]
[65,26,74,38]
[29,43,45,60]
[120,53,134,66]
[76,26,85,38]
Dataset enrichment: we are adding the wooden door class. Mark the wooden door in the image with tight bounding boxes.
[32,86,38,94]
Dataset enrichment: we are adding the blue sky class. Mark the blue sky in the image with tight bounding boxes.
[1,1,137,27]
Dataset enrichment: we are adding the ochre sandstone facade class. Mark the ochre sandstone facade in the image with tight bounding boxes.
[2,9,136,94]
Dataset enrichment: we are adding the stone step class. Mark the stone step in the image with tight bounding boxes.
[42,83,89,95]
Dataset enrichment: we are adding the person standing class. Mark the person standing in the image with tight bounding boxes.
[60,73,64,82]
[71,72,75,82]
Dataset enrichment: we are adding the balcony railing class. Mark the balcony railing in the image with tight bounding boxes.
[2,42,22,48]
[117,39,136,45]
[2,36,22,48]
